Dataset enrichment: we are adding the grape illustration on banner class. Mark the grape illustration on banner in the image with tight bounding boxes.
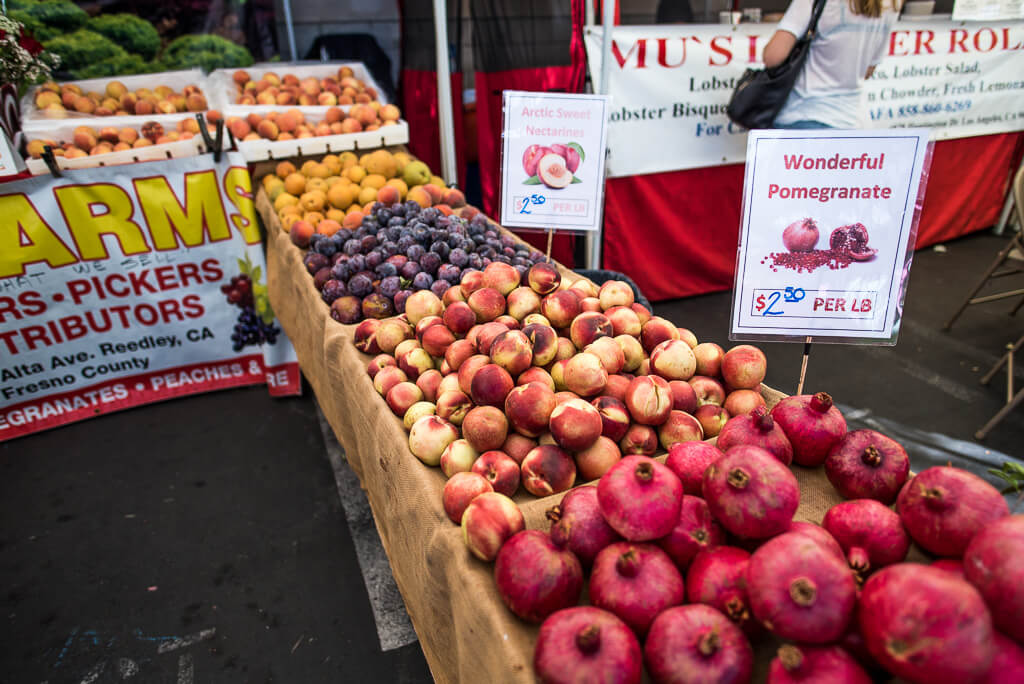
[222,254,281,351]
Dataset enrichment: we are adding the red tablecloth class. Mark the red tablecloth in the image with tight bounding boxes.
[604,132,1024,302]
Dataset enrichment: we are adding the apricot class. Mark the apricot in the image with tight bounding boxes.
[357,186,378,206]
[283,173,306,195]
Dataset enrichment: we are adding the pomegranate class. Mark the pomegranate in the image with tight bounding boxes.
[822,500,910,578]
[767,645,871,684]
[665,441,725,496]
[931,558,966,579]
[896,466,1009,557]
[703,445,799,539]
[770,392,847,467]
[547,486,622,569]
[644,605,753,684]
[686,547,756,634]
[715,406,794,465]
[986,632,1024,684]
[825,429,909,504]
[859,564,994,683]
[534,606,642,684]
[655,495,727,571]
[786,521,845,559]
[590,542,685,636]
[782,217,819,253]
[495,530,583,623]
[829,223,877,261]
[964,515,1024,643]
[597,456,683,541]
[747,532,857,643]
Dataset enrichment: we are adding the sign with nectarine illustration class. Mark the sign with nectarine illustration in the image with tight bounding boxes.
[730,129,932,344]
[500,91,610,232]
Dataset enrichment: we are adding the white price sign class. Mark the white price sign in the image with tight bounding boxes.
[500,91,610,232]
[730,129,932,344]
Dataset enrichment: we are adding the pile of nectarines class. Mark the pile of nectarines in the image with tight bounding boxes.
[33,80,208,117]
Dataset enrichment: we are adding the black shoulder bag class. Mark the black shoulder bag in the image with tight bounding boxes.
[726,0,827,130]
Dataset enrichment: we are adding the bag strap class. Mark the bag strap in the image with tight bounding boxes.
[804,0,828,40]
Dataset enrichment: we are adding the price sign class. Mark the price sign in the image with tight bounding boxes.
[0,129,26,177]
[730,129,932,344]
[500,91,610,232]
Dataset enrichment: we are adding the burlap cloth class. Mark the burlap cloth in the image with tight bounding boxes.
[262,188,904,682]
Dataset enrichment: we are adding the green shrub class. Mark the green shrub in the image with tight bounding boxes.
[87,13,161,61]
[43,29,127,73]
[160,34,254,72]
[73,54,162,80]
[20,0,88,33]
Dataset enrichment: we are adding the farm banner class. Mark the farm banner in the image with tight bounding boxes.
[0,152,300,442]
[585,20,1024,176]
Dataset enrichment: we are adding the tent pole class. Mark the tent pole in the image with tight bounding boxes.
[433,0,458,185]
[281,0,298,61]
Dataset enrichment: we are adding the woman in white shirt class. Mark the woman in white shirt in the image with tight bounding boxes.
[763,0,900,128]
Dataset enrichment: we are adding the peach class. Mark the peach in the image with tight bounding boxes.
[624,375,673,426]
[631,303,653,326]
[398,347,434,379]
[443,285,466,306]
[580,297,602,313]
[416,369,444,402]
[564,352,608,397]
[367,354,397,379]
[257,119,279,139]
[552,338,577,365]
[489,330,533,377]
[457,354,491,395]
[605,306,642,337]
[436,390,472,426]
[585,337,625,375]
[602,374,632,402]
[483,262,521,296]
[517,367,555,392]
[555,391,581,406]
[373,366,407,397]
[438,373,461,395]
[421,183,444,204]
[504,383,556,438]
[550,359,570,392]
[677,328,699,349]
[592,396,631,442]
[619,424,659,456]
[541,291,581,329]
[289,218,314,248]
[467,287,507,322]
[405,290,444,325]
[721,345,767,390]
[641,317,681,353]
[442,188,466,207]
[689,376,726,406]
[415,314,444,338]
[723,389,766,416]
[403,401,436,431]
[502,434,538,465]
[522,323,558,367]
[650,339,697,381]
[386,381,423,416]
[421,324,456,358]
[658,411,704,450]
[472,451,520,497]
[376,185,400,205]
[381,103,402,121]
[444,338,476,372]
[73,129,97,151]
[475,321,510,356]
[440,439,480,478]
[569,279,599,299]
[668,380,699,414]
[495,315,520,330]
[507,286,542,321]
[408,415,459,465]
[521,446,576,497]
[693,342,725,378]
[460,270,487,297]
[569,312,613,350]
[354,319,382,354]
[538,433,558,446]
[444,471,492,522]
[440,301,475,337]
[470,364,514,407]
[615,335,645,374]
[575,436,622,481]
[523,313,551,327]
[694,405,730,438]
[395,339,422,360]
[598,280,635,310]
[549,398,603,452]
[461,492,525,561]
[462,405,509,452]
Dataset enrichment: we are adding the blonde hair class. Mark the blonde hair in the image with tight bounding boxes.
[849,0,898,17]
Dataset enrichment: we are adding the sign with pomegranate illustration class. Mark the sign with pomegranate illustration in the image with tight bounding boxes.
[500,91,610,232]
[730,129,932,344]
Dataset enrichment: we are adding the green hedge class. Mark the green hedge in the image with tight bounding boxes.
[43,29,127,73]
[160,34,254,72]
[87,13,161,61]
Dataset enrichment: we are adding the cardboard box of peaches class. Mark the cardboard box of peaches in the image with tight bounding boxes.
[255,148,916,682]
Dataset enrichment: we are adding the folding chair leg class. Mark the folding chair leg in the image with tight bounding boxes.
[944,234,1023,331]
[976,386,1024,439]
